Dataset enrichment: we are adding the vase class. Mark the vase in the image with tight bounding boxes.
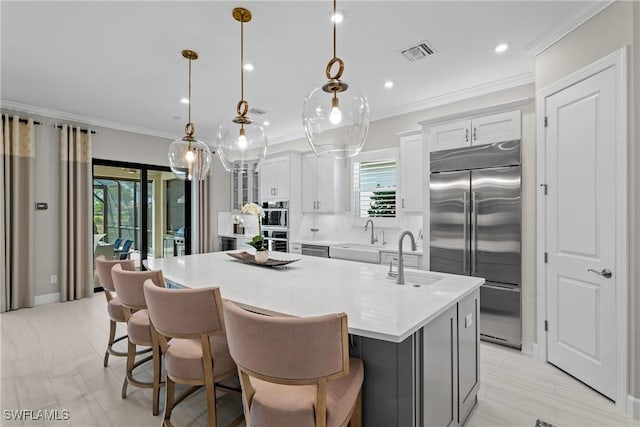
[254,250,269,264]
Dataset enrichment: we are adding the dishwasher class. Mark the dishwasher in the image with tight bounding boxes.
[301,244,330,258]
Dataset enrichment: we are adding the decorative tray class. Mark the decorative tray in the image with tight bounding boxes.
[227,251,300,267]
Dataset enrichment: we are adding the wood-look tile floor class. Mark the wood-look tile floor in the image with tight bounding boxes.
[1,294,638,427]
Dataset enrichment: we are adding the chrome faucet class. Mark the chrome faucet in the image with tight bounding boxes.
[364,219,377,245]
[397,230,417,285]
[379,230,387,245]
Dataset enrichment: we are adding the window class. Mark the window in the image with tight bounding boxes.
[353,154,397,218]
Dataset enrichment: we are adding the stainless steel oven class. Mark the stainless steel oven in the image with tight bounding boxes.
[262,201,289,252]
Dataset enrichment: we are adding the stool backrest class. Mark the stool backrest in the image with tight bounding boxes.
[143,281,225,340]
[95,255,135,292]
[111,265,164,311]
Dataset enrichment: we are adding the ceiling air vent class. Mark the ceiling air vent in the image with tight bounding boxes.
[400,40,436,62]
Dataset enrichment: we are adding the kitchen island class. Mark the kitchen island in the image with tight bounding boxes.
[147,251,483,426]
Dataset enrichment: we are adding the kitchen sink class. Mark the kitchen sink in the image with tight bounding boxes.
[399,270,442,287]
[329,244,382,263]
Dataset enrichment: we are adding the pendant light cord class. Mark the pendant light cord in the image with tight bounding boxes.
[333,0,337,60]
[240,19,244,103]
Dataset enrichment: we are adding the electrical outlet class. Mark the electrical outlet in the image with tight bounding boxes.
[465,313,473,328]
[50,275,57,284]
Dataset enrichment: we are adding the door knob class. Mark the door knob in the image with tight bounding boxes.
[587,268,613,279]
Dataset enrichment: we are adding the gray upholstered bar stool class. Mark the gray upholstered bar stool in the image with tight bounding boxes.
[111,264,165,416]
[95,255,136,367]
[222,301,364,427]
[143,281,243,427]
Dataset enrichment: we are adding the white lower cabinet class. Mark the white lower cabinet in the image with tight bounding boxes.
[289,243,302,254]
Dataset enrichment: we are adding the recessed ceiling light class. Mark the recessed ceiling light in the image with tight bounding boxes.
[262,121,270,126]
[494,43,509,54]
[384,80,394,89]
[243,62,254,71]
[180,97,189,104]
[331,11,344,23]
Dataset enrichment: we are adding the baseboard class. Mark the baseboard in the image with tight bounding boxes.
[628,395,640,419]
[34,292,60,306]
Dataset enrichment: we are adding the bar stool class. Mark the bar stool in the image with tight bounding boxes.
[143,281,243,427]
[95,255,136,367]
[222,301,364,427]
[111,264,165,415]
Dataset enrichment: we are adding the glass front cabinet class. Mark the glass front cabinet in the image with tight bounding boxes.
[231,165,260,211]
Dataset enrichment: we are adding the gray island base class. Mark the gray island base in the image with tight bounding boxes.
[146,251,483,427]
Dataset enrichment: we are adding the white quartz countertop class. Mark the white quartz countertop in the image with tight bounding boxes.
[219,233,255,239]
[146,251,483,343]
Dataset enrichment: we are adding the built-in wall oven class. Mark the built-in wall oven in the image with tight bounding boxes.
[261,201,289,252]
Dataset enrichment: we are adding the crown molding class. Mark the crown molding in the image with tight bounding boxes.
[0,100,175,140]
[528,0,615,56]
[369,72,534,124]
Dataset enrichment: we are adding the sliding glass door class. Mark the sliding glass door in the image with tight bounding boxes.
[92,160,191,274]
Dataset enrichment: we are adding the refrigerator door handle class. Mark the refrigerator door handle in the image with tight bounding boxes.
[463,192,469,274]
[471,191,478,275]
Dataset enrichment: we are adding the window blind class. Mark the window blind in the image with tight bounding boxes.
[353,160,396,218]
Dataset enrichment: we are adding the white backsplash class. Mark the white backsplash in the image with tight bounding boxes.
[291,213,424,249]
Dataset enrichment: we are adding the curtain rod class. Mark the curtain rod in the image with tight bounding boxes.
[3,118,43,126]
[56,124,97,135]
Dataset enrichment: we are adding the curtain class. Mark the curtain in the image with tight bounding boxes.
[196,172,212,253]
[0,115,36,312]
[60,125,93,301]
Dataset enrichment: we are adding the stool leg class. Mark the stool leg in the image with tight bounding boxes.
[349,390,362,427]
[204,378,217,427]
[122,340,135,398]
[104,319,117,367]
[164,376,176,425]
[152,342,161,416]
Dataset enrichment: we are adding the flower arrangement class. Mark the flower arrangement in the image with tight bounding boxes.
[241,203,267,252]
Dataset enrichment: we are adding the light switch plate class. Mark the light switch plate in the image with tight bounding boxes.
[465,312,473,328]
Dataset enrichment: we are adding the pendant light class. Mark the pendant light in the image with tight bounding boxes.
[216,7,267,174]
[302,0,369,159]
[168,50,212,181]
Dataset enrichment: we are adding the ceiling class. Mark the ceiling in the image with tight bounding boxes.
[1,1,608,146]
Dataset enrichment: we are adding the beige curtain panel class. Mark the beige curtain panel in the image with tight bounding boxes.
[197,173,212,253]
[0,115,36,312]
[60,125,93,301]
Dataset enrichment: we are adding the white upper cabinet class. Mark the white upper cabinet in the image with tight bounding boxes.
[429,121,471,151]
[471,110,521,146]
[399,132,424,213]
[429,110,521,152]
[260,156,291,201]
[302,154,347,213]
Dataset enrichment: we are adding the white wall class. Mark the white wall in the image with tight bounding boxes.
[534,0,639,402]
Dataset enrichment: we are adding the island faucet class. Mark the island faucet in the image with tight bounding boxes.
[364,219,377,245]
[397,230,417,285]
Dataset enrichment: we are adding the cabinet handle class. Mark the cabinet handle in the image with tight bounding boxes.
[465,129,468,142]
[473,127,477,141]
[317,200,320,210]
[402,198,405,209]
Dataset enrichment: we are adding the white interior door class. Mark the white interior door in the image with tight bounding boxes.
[544,66,617,400]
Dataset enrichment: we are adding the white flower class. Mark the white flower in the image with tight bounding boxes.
[241,202,264,217]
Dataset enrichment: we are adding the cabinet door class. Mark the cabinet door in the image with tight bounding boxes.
[422,304,457,427]
[315,156,342,212]
[259,160,274,201]
[274,157,291,199]
[471,110,521,145]
[302,155,317,212]
[400,136,424,213]
[457,290,479,424]
[429,120,471,151]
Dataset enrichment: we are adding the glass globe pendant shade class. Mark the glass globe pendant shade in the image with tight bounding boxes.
[216,121,267,174]
[302,81,369,159]
[168,136,212,181]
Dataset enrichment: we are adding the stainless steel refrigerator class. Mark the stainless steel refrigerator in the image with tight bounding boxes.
[430,140,522,348]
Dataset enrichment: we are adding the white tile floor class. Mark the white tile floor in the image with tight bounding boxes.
[1,294,638,427]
